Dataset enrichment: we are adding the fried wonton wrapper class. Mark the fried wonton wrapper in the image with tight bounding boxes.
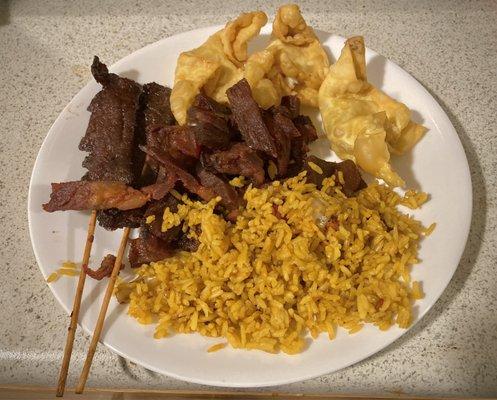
[318,36,426,186]
[245,4,330,108]
[171,11,267,124]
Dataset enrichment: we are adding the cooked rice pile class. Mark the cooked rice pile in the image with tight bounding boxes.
[116,173,434,354]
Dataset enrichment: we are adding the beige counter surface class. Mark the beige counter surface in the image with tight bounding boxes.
[0,0,496,397]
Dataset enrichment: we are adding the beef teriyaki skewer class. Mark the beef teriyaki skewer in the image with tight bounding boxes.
[56,56,144,397]
[74,70,182,395]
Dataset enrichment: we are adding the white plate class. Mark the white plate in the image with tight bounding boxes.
[28,25,472,387]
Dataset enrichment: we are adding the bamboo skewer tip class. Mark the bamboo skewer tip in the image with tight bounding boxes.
[75,227,131,394]
[56,210,98,397]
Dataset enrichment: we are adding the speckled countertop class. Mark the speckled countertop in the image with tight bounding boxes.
[1,0,496,397]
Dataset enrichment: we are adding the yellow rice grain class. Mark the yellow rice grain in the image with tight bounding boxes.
[58,269,79,277]
[170,189,183,201]
[308,162,323,174]
[146,215,156,224]
[162,207,182,232]
[411,281,424,299]
[229,176,246,188]
[424,222,436,235]
[267,161,277,180]
[46,272,59,283]
[207,342,228,353]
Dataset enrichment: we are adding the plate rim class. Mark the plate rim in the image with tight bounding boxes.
[28,25,473,387]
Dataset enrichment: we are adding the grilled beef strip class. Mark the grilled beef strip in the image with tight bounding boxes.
[128,194,201,267]
[264,111,292,177]
[192,92,231,115]
[83,254,124,280]
[291,115,318,170]
[97,207,145,230]
[141,144,215,202]
[95,178,176,231]
[270,107,301,139]
[303,156,367,196]
[142,195,182,243]
[98,79,178,229]
[147,125,200,167]
[79,56,143,185]
[202,142,265,186]
[187,93,233,150]
[196,166,241,212]
[138,82,176,184]
[141,82,175,135]
[128,230,174,268]
[42,181,156,212]
[226,79,278,158]
[280,95,301,119]
[175,234,199,252]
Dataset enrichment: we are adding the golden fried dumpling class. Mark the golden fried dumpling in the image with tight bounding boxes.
[171,11,267,124]
[221,11,268,66]
[318,36,426,186]
[243,49,281,109]
[170,54,220,126]
[340,112,403,187]
[244,4,329,109]
[272,3,315,46]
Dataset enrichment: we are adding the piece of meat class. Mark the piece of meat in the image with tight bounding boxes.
[325,217,339,231]
[264,112,292,177]
[83,254,123,280]
[97,207,145,230]
[141,145,215,201]
[289,135,306,171]
[293,115,318,142]
[138,82,176,185]
[291,115,318,169]
[188,92,233,150]
[304,156,367,196]
[281,95,301,119]
[272,204,284,220]
[142,194,200,252]
[154,166,167,183]
[141,82,175,137]
[203,142,265,186]
[334,159,368,196]
[79,57,143,185]
[197,167,241,212]
[226,79,277,158]
[227,114,241,138]
[271,108,301,139]
[187,105,232,150]
[42,181,152,212]
[140,180,176,201]
[303,156,337,188]
[97,174,176,232]
[192,92,231,115]
[138,161,161,188]
[143,195,182,243]
[175,233,199,252]
[146,126,200,168]
[128,231,173,268]
[166,126,201,160]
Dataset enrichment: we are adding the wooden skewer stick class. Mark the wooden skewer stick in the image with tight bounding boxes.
[75,227,131,394]
[56,210,98,397]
